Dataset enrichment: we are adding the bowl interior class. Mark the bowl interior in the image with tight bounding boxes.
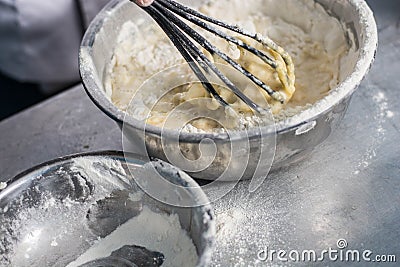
[80,0,376,137]
[0,152,214,266]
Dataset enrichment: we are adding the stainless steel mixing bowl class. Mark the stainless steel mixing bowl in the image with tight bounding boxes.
[0,151,215,266]
[79,0,378,181]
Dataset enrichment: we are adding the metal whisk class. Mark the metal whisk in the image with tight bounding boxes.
[130,0,295,112]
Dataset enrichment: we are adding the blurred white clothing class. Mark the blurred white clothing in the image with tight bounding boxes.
[0,0,109,87]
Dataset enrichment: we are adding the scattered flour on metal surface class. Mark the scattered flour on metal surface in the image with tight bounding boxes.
[205,184,281,267]
[353,87,392,175]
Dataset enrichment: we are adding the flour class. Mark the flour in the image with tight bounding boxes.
[0,182,7,190]
[1,157,201,267]
[71,157,130,190]
[0,193,87,267]
[68,158,199,267]
[67,206,198,267]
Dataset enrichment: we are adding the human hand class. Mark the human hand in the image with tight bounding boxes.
[134,0,154,7]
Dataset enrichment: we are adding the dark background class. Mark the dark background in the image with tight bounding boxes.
[0,73,46,120]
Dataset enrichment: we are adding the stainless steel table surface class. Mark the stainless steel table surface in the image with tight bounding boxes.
[0,0,399,266]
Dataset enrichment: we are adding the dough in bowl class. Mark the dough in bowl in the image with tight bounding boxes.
[106,0,352,132]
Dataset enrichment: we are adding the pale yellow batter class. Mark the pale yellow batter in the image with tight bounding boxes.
[107,0,349,132]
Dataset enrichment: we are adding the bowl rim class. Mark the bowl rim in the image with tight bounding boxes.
[79,0,378,141]
[0,150,216,267]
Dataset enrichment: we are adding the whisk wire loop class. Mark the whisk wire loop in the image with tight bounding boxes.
[132,0,295,111]
[145,5,230,107]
